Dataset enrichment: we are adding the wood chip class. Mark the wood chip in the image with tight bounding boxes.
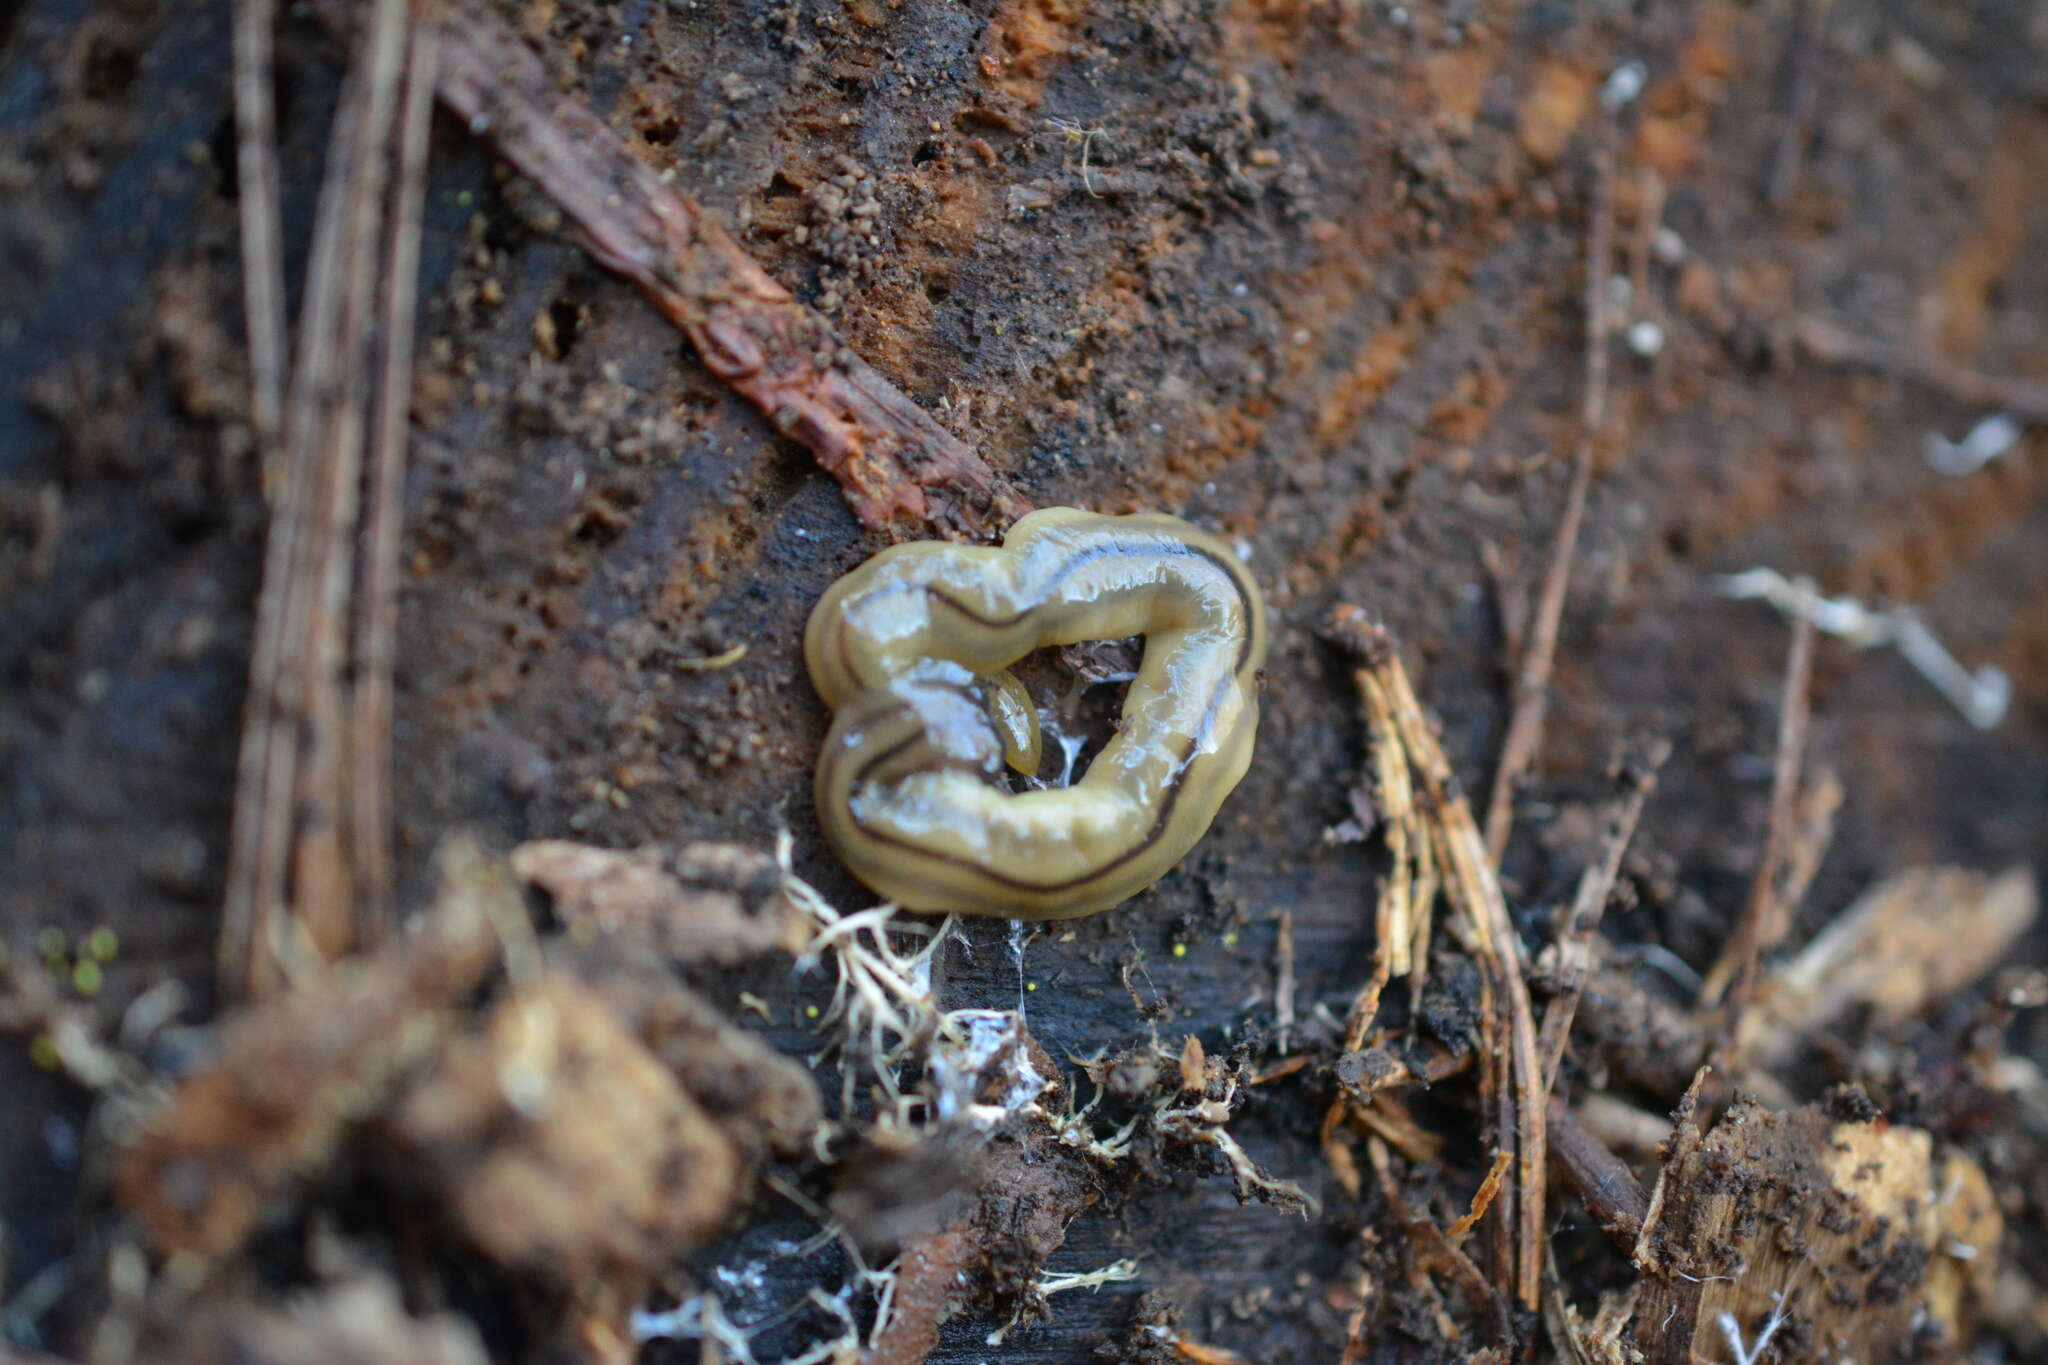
[381,972,741,1285]
[1631,1098,2001,1360]
[510,839,808,964]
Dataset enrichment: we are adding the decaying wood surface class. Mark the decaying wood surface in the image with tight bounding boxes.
[5,1,2048,1362]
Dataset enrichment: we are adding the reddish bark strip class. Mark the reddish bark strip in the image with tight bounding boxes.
[431,0,1030,538]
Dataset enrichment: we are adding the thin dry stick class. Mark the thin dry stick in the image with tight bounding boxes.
[1483,131,1617,864]
[1338,1262,1379,1365]
[1792,314,2048,423]
[1321,646,1449,1208]
[1367,681,1418,982]
[415,0,1028,539]
[287,0,411,965]
[1702,616,1816,1054]
[223,0,413,997]
[233,0,287,458]
[350,0,438,941]
[1343,668,1415,1049]
[1332,608,1548,1313]
[1273,908,1297,1048]
[1347,1092,1445,1165]
[1545,1095,1648,1249]
[1535,744,1666,1091]
[1367,1137,1515,1346]
[1448,825,1516,1300]
[1387,661,1547,1312]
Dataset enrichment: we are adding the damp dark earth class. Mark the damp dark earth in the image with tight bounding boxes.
[4,2,2048,1362]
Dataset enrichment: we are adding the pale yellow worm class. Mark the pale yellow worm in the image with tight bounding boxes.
[805,507,1266,919]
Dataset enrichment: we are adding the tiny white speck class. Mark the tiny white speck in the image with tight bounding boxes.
[1625,319,1664,356]
[1149,422,1163,434]
[1653,226,1686,265]
[1232,282,1249,296]
[1600,59,1648,111]
[1234,539,1253,562]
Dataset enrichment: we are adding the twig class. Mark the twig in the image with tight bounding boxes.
[1700,616,1815,1049]
[1381,644,1547,1312]
[223,0,415,998]
[1535,744,1666,1091]
[351,0,439,943]
[1330,608,1548,1313]
[1344,1092,1445,1166]
[1775,765,1840,918]
[416,0,1029,538]
[1545,1096,1647,1249]
[233,0,287,458]
[1483,128,1617,863]
[1321,620,1442,1201]
[1793,314,2048,424]
[1367,1138,1514,1346]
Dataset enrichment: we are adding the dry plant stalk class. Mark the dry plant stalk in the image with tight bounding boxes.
[1700,614,1816,1045]
[1168,1336,1254,1364]
[1321,647,1441,1196]
[231,0,286,453]
[223,0,432,998]
[1444,1149,1513,1247]
[1535,746,1664,1090]
[352,5,439,931]
[1344,1092,1445,1165]
[1328,607,1548,1313]
[1483,127,1617,863]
